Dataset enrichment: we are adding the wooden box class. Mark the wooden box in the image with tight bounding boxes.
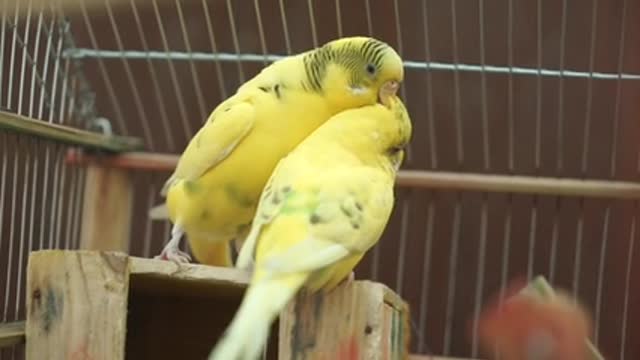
[25,250,410,360]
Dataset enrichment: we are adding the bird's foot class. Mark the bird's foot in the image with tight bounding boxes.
[154,225,190,264]
[154,246,192,264]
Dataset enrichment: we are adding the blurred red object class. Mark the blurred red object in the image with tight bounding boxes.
[475,278,593,360]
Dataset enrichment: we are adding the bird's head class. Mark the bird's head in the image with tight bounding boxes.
[306,36,404,110]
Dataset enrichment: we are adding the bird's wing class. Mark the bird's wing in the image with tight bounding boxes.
[161,100,255,195]
[254,166,394,276]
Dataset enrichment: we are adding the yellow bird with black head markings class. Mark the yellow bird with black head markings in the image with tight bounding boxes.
[209,87,412,360]
[150,36,404,267]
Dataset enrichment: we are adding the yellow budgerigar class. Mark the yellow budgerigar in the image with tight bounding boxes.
[151,36,404,267]
[209,88,412,360]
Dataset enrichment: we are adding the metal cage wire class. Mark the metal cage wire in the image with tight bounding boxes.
[2,0,640,359]
[0,4,92,360]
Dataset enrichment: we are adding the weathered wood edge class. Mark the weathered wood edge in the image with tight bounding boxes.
[25,250,131,359]
[387,284,410,360]
[128,257,250,286]
[0,321,26,348]
[24,250,251,286]
[0,111,143,152]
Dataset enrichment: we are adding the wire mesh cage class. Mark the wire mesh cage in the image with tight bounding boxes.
[2,0,640,359]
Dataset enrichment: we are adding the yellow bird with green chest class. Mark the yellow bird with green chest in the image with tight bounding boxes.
[154,37,404,266]
[209,90,412,360]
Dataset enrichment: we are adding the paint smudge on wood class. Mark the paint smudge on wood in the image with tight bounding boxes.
[30,286,64,333]
[69,343,95,360]
[280,281,410,360]
[334,335,360,360]
[290,293,318,358]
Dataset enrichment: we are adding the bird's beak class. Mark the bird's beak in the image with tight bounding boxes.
[378,80,400,107]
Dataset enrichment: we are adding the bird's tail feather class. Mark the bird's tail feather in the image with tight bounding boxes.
[148,203,170,220]
[209,276,305,360]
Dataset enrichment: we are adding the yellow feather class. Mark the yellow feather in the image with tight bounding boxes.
[156,36,404,267]
[210,96,412,360]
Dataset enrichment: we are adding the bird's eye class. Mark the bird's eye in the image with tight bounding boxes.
[366,63,376,75]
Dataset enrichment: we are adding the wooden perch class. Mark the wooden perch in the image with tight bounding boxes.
[66,149,176,172]
[397,170,640,199]
[0,111,142,152]
[66,150,640,200]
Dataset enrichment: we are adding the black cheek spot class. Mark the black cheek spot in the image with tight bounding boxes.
[282,185,291,193]
[310,214,321,224]
[355,202,363,211]
[258,86,269,92]
[272,193,281,204]
[224,107,231,112]
[351,222,360,229]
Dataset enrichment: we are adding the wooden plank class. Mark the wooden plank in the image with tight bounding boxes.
[128,257,250,298]
[396,170,640,199]
[66,151,640,199]
[26,250,130,360]
[278,280,410,360]
[24,251,414,359]
[129,256,250,284]
[0,321,25,348]
[79,165,132,252]
[0,111,143,152]
[65,149,177,172]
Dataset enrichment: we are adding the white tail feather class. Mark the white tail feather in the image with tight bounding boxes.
[235,223,261,269]
[148,203,169,220]
[209,277,305,360]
